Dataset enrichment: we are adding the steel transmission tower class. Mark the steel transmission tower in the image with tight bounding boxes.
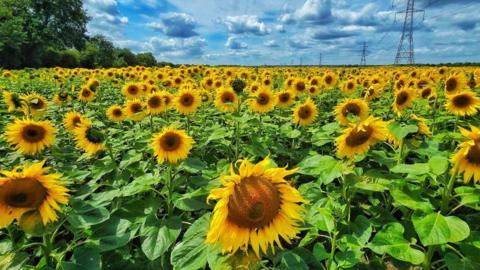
[360,42,368,66]
[394,0,424,65]
[319,53,322,66]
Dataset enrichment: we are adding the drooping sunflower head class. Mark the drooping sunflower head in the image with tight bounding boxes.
[445,74,467,95]
[151,127,193,164]
[63,111,89,133]
[124,99,146,121]
[146,93,165,115]
[53,91,72,105]
[0,160,69,228]
[78,87,95,103]
[106,105,126,122]
[205,157,306,257]
[122,82,143,99]
[410,114,432,137]
[276,90,295,109]
[5,118,56,156]
[3,91,24,112]
[335,98,369,126]
[336,116,388,158]
[73,122,105,156]
[175,88,201,115]
[24,94,48,116]
[249,88,275,114]
[215,88,239,113]
[293,98,318,126]
[446,90,480,116]
[393,87,415,115]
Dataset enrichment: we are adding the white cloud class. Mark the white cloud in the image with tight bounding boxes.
[225,37,248,49]
[220,15,271,35]
[147,13,198,38]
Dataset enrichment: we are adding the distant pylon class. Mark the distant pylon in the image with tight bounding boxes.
[360,42,367,66]
[319,53,322,66]
[394,0,424,65]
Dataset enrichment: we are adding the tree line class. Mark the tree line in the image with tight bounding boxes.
[0,0,170,69]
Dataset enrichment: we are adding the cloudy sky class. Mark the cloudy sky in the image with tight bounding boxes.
[83,0,480,65]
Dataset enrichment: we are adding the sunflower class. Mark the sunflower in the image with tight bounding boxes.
[215,88,239,113]
[205,157,306,257]
[175,89,201,115]
[446,90,480,116]
[308,85,320,96]
[122,82,143,99]
[200,90,213,104]
[335,98,369,126]
[419,85,436,100]
[249,88,275,113]
[393,87,415,115]
[53,91,72,105]
[63,111,89,133]
[24,94,48,116]
[276,90,295,109]
[452,125,480,183]
[106,105,126,122]
[4,119,56,155]
[73,122,105,156]
[125,99,146,121]
[146,93,164,115]
[78,87,95,103]
[341,80,357,94]
[159,91,174,110]
[0,161,69,228]
[151,127,193,164]
[445,74,467,95]
[3,91,24,112]
[411,114,431,137]
[323,72,337,89]
[292,79,307,95]
[293,98,318,126]
[336,116,388,158]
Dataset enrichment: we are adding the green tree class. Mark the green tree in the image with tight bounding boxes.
[116,48,138,66]
[136,52,157,67]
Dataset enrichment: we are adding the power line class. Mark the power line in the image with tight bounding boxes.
[394,0,424,64]
[360,42,368,66]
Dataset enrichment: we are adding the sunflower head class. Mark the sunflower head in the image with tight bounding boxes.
[0,160,69,228]
[125,99,146,121]
[63,111,89,133]
[341,80,356,94]
[5,118,56,156]
[249,88,275,114]
[215,88,239,113]
[106,105,126,122]
[24,94,48,115]
[78,88,95,103]
[335,98,369,126]
[73,122,105,156]
[175,89,201,115]
[446,90,480,116]
[293,98,318,126]
[276,90,295,109]
[146,93,165,115]
[445,74,467,95]
[393,87,415,115]
[151,127,193,164]
[292,79,307,95]
[452,139,480,184]
[122,82,143,99]
[3,91,24,112]
[205,157,306,257]
[53,91,72,105]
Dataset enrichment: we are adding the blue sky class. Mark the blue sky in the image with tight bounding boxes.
[82,0,480,65]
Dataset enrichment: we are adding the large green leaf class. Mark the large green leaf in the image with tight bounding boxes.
[390,186,433,212]
[298,155,343,184]
[369,222,425,265]
[275,251,309,270]
[412,212,470,246]
[141,216,182,261]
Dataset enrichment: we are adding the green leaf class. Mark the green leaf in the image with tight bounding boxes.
[413,212,469,246]
[444,252,480,270]
[121,173,160,197]
[445,216,470,243]
[275,251,309,270]
[369,222,425,265]
[67,200,110,229]
[308,207,335,233]
[298,155,343,184]
[62,245,102,270]
[390,163,431,175]
[174,188,210,211]
[428,155,449,176]
[390,186,433,212]
[141,216,182,261]
[389,122,418,139]
[91,216,133,252]
[0,252,28,270]
[181,158,207,173]
[454,186,480,206]
[313,243,329,262]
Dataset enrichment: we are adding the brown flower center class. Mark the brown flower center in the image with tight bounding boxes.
[347,82,354,90]
[298,105,312,119]
[342,103,361,117]
[3,178,47,208]
[128,85,139,95]
[160,132,182,151]
[113,108,123,117]
[446,78,458,93]
[452,94,472,108]
[421,88,432,99]
[279,93,290,103]
[72,116,81,127]
[346,126,373,147]
[21,124,46,143]
[86,127,104,144]
[148,96,162,108]
[257,93,270,105]
[82,89,91,98]
[131,103,143,113]
[227,176,280,228]
[221,92,234,103]
[180,94,194,106]
[295,82,306,92]
[467,143,480,164]
[325,76,333,85]
[396,91,410,106]
[30,98,45,109]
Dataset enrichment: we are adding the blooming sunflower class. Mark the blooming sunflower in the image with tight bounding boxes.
[452,125,480,183]
[78,87,95,103]
[276,90,295,109]
[24,94,48,116]
[215,88,239,113]
[445,90,480,116]
[200,90,213,104]
[3,91,24,112]
[0,161,69,228]
[125,99,146,121]
[341,80,357,94]
[175,88,201,115]
[292,79,307,95]
[146,93,164,115]
[4,119,56,155]
[106,105,126,122]
[151,127,193,164]
[445,74,467,95]
[53,91,72,105]
[73,122,105,156]
[336,116,388,158]
[411,114,431,137]
[63,112,89,133]
[393,87,415,115]
[335,98,369,126]
[205,157,306,257]
[323,72,337,89]
[122,82,143,99]
[293,98,318,126]
[159,91,174,110]
[249,88,275,113]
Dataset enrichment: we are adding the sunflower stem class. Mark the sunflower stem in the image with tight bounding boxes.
[328,231,338,270]
[166,164,173,216]
[149,114,154,134]
[185,116,190,135]
[423,246,436,270]
[234,108,240,160]
[441,165,459,214]
[430,95,439,135]
[397,138,404,165]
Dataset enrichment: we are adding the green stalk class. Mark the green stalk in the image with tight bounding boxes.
[397,138,405,165]
[328,231,338,270]
[166,164,173,216]
[423,246,435,270]
[441,165,459,214]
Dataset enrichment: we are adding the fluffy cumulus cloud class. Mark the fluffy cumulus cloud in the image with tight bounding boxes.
[148,37,207,59]
[280,0,333,25]
[220,15,271,35]
[225,37,248,49]
[83,0,128,37]
[147,13,198,38]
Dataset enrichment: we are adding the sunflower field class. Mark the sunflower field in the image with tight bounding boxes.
[0,66,480,270]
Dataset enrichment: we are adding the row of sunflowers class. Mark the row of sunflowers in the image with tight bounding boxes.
[0,65,480,269]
